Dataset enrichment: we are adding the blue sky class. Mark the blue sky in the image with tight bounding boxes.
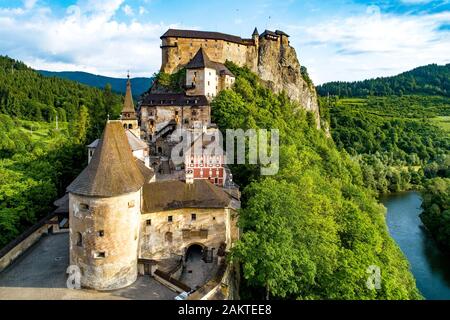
[0,0,449,84]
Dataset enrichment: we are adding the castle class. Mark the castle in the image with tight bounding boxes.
[0,27,317,300]
[64,28,316,295]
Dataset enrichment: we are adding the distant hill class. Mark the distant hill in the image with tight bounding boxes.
[317,64,450,97]
[38,70,153,97]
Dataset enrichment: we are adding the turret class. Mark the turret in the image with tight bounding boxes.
[121,73,140,137]
[252,27,259,47]
[67,121,147,290]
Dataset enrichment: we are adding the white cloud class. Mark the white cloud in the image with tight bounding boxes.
[287,10,450,84]
[122,4,133,16]
[0,0,183,77]
[139,6,147,15]
[24,0,38,10]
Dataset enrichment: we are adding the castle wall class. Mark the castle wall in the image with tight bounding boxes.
[161,37,254,74]
[69,191,141,291]
[140,105,210,135]
[139,208,238,260]
[186,68,217,98]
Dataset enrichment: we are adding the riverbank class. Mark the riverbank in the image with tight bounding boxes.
[382,191,450,300]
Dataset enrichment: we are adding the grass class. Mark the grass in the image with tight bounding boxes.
[431,116,450,133]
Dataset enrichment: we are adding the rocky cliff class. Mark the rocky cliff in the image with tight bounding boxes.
[257,37,321,127]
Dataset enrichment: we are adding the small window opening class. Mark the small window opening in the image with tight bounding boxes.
[94,252,105,259]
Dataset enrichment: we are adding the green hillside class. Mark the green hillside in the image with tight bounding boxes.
[38,70,153,98]
[0,56,123,248]
[211,62,421,300]
[317,64,450,97]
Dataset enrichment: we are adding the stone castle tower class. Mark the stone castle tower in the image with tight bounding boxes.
[121,74,140,137]
[67,121,146,290]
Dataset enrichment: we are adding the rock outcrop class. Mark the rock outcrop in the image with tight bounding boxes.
[257,36,320,126]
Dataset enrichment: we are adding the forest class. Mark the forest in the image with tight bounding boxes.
[318,65,450,259]
[317,63,450,97]
[211,62,421,299]
[0,56,123,248]
[420,178,450,251]
[319,95,449,194]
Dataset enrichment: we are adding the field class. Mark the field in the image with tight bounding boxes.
[431,116,450,133]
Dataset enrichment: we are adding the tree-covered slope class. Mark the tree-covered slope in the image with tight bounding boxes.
[317,64,450,97]
[211,62,421,299]
[38,70,153,98]
[0,56,124,248]
[420,178,450,251]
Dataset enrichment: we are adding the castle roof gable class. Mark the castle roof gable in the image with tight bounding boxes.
[275,30,289,37]
[185,49,235,77]
[185,48,214,69]
[67,121,146,197]
[142,180,233,213]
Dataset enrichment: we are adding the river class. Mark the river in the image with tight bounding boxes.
[382,191,450,300]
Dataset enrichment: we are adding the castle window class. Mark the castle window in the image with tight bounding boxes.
[146,219,151,226]
[79,203,89,211]
[191,213,197,221]
[165,232,173,243]
[128,124,133,129]
[97,230,104,237]
[76,232,82,247]
[168,215,173,223]
[128,200,135,208]
[94,252,105,259]
[123,124,127,129]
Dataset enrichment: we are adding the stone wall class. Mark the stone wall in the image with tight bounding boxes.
[161,37,253,74]
[69,191,141,291]
[139,207,238,260]
[0,216,60,272]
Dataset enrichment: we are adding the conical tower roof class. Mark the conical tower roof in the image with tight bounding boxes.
[252,27,259,37]
[67,121,145,197]
[122,74,136,119]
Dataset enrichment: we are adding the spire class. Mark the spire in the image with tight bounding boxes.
[252,27,259,37]
[122,72,136,119]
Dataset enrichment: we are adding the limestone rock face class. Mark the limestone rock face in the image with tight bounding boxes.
[257,38,320,126]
